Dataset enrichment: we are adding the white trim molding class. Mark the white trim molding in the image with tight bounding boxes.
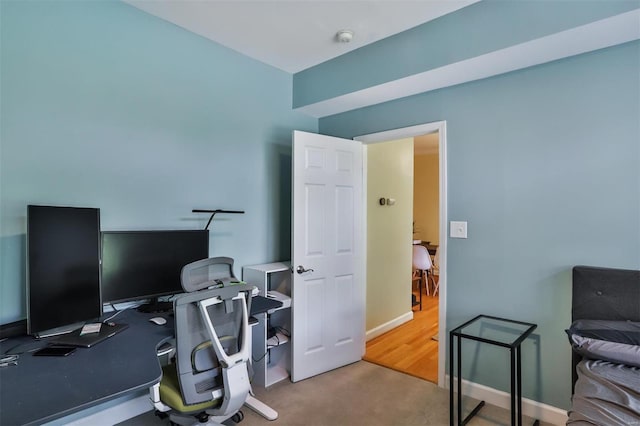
[356,120,448,388]
[446,375,569,425]
[366,311,413,341]
[297,9,640,118]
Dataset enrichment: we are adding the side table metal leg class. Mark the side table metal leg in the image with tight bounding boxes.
[511,347,516,426]
[457,334,462,425]
[462,401,485,426]
[449,332,454,426]
[517,345,522,426]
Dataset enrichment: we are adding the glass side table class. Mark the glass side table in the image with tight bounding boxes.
[449,315,538,426]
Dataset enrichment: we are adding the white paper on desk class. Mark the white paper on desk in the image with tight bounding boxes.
[80,323,102,335]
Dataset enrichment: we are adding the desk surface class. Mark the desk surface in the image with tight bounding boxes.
[0,310,174,426]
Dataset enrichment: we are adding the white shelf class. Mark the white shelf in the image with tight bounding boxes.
[266,364,289,387]
[244,262,290,273]
[266,332,289,348]
[266,291,291,312]
[243,261,292,389]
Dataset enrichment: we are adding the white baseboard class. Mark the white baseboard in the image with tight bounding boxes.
[445,375,568,425]
[366,311,413,341]
[63,395,152,426]
[60,370,567,426]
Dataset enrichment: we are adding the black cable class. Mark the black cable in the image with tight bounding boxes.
[253,350,269,363]
[102,307,128,324]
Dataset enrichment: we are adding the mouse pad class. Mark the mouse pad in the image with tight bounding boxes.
[50,323,129,348]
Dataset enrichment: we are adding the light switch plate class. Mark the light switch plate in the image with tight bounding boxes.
[450,221,468,238]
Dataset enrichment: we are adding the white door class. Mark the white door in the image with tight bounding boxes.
[291,130,364,382]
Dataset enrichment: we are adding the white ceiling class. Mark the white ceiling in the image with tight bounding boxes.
[123,1,639,117]
[123,0,480,73]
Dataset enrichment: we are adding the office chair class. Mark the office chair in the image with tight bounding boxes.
[150,257,252,425]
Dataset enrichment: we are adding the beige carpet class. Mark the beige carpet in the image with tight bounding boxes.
[121,361,552,426]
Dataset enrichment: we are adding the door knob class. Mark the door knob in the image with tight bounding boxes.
[296,265,314,274]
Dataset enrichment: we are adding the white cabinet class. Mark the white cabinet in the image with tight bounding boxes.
[242,262,292,388]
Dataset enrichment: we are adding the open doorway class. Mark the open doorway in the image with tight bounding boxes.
[363,132,440,384]
[355,121,447,387]
[412,131,440,321]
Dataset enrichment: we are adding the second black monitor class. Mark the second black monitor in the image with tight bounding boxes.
[101,230,209,306]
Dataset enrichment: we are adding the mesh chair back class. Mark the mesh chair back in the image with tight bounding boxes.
[173,287,247,406]
[181,257,237,293]
[173,257,251,406]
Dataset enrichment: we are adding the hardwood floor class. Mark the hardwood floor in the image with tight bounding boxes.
[364,291,439,383]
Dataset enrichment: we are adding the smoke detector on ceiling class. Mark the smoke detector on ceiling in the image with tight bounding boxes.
[335,30,354,43]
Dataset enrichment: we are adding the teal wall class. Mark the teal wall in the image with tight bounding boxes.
[0,0,317,324]
[319,41,640,409]
[2,0,639,416]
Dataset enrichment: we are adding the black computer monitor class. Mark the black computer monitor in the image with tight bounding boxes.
[27,205,102,337]
[100,230,209,312]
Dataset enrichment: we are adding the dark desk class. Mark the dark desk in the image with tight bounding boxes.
[0,310,174,426]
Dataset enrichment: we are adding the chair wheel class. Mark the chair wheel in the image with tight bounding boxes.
[154,410,168,420]
[231,410,244,423]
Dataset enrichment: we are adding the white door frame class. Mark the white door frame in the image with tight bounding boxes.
[354,120,448,387]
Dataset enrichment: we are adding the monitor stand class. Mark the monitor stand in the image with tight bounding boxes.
[137,298,173,313]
